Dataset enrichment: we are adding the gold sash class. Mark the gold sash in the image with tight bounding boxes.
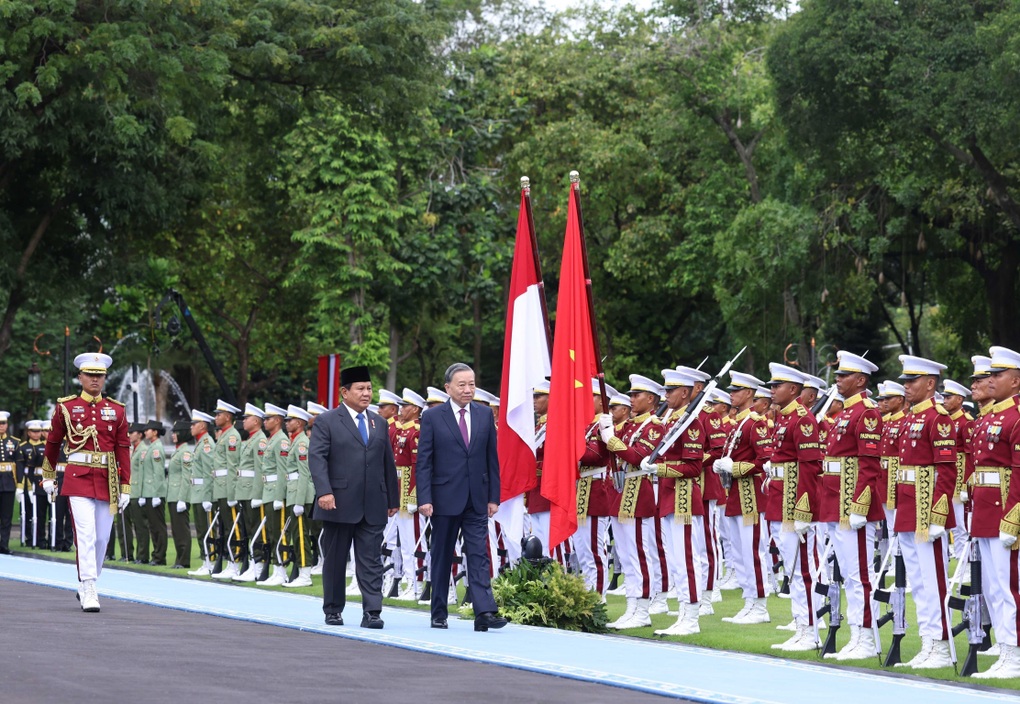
[397,465,416,512]
[882,456,899,508]
[618,474,643,521]
[953,453,966,499]
[736,476,758,526]
[833,456,859,528]
[778,461,799,530]
[576,476,592,523]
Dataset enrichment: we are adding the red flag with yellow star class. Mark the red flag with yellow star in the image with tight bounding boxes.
[542,184,597,552]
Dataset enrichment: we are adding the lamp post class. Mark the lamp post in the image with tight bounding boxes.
[27,361,41,414]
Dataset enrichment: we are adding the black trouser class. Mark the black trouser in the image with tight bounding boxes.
[145,500,167,564]
[55,493,72,550]
[192,504,210,561]
[34,491,51,548]
[170,502,191,567]
[321,518,385,616]
[106,511,130,560]
[286,506,314,568]
[127,499,148,561]
[0,490,14,551]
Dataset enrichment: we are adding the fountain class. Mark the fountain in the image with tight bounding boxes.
[107,366,193,436]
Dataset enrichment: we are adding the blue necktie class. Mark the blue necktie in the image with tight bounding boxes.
[357,413,369,446]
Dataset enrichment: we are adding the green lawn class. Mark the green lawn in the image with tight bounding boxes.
[9,529,1019,691]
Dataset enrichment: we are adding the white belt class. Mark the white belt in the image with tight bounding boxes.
[769,466,785,479]
[287,472,299,481]
[824,460,842,475]
[974,471,1000,486]
[34,468,44,476]
[897,469,917,483]
[56,464,66,473]
[580,467,606,479]
[191,478,205,485]
[238,470,256,478]
[68,452,107,465]
[213,469,228,477]
[264,474,278,483]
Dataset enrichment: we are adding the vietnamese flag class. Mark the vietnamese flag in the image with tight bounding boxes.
[497,190,551,504]
[542,183,597,552]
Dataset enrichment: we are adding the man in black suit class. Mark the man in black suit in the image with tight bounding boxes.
[309,366,399,628]
[417,362,507,632]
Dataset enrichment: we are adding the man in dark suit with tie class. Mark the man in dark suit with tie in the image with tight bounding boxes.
[309,365,399,628]
[417,362,507,631]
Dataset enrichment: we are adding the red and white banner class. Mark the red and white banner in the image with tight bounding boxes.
[317,354,342,408]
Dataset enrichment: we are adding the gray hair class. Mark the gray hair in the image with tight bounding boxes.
[444,362,473,385]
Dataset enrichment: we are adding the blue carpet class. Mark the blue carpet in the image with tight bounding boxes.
[0,554,1011,704]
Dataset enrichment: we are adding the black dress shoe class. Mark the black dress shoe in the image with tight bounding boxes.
[474,612,508,632]
[431,618,448,629]
[361,613,384,629]
[0,547,11,555]
[132,559,144,564]
[171,564,187,570]
[325,613,344,626]
[148,560,166,566]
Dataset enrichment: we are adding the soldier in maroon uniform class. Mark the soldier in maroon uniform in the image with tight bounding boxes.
[764,364,823,651]
[879,381,907,529]
[942,379,974,561]
[891,355,957,669]
[392,388,426,600]
[525,381,553,555]
[714,371,771,626]
[822,351,883,661]
[969,346,1020,678]
[42,353,131,613]
[597,374,665,629]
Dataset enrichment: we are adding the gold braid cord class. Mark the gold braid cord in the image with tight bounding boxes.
[59,402,119,515]
[576,476,592,524]
[884,457,899,508]
[673,478,693,524]
[618,474,642,522]
[781,462,799,530]
[914,465,935,543]
[737,477,758,526]
[838,457,859,528]
[953,454,966,499]
[397,465,415,513]
[1002,467,1012,517]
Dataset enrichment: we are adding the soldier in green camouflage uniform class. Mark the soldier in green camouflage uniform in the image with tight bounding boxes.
[127,423,149,562]
[187,410,217,576]
[282,404,314,588]
[306,402,328,575]
[257,403,291,586]
[209,399,242,579]
[167,420,193,569]
[233,403,267,582]
[140,420,168,565]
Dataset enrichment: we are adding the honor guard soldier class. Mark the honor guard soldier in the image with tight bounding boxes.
[426,387,450,409]
[573,380,613,598]
[124,423,147,561]
[187,410,217,576]
[283,404,314,587]
[139,421,168,565]
[392,389,426,599]
[377,390,402,441]
[705,388,739,595]
[714,371,771,626]
[307,402,328,575]
[891,355,957,669]
[799,375,826,409]
[878,381,907,528]
[941,378,974,560]
[19,420,47,548]
[167,420,193,569]
[256,403,289,585]
[646,369,708,637]
[821,351,883,660]
[48,421,72,551]
[0,411,19,553]
[210,399,243,579]
[42,352,131,612]
[967,346,1020,678]
[598,374,665,630]
[233,403,267,582]
[764,364,823,651]
[525,380,554,555]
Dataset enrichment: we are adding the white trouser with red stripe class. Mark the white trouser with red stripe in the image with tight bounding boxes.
[827,522,877,628]
[770,521,815,625]
[696,500,720,592]
[950,500,969,561]
[611,516,656,599]
[663,515,705,604]
[899,532,950,640]
[573,516,610,595]
[977,537,1019,647]
[394,511,425,583]
[69,496,115,583]
[723,514,767,599]
[652,514,670,596]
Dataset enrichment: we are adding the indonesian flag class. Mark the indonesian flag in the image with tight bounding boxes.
[542,184,597,552]
[317,354,342,408]
[497,191,551,503]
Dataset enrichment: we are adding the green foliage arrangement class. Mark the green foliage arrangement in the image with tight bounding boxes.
[483,560,608,633]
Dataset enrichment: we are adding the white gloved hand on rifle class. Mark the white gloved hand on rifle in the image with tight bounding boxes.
[202,501,212,512]
[639,456,657,475]
[118,493,131,511]
[928,524,946,542]
[176,500,187,513]
[794,520,811,539]
[712,457,733,476]
[153,497,161,507]
[273,500,284,511]
[42,479,56,496]
[848,513,867,530]
[15,487,23,502]
[1000,531,1017,549]
[597,414,615,444]
[293,504,304,516]
[251,498,262,509]
[138,497,146,506]
[227,500,237,507]
[959,489,969,503]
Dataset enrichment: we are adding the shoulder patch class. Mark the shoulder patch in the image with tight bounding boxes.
[152,447,161,459]
[106,398,125,407]
[202,443,212,454]
[57,395,77,403]
[796,406,808,417]
[182,452,193,463]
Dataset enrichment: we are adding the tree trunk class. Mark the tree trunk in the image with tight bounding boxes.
[0,209,57,359]
[984,242,1020,349]
[473,294,482,384]
[387,321,399,391]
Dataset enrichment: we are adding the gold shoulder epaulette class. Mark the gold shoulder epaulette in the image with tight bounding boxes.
[863,398,877,409]
[965,412,974,421]
[413,421,420,430]
[57,394,77,403]
[935,403,949,415]
[796,405,808,417]
[107,398,125,407]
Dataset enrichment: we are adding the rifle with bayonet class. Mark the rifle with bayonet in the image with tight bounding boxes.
[947,541,992,676]
[275,513,299,582]
[815,553,844,656]
[204,508,222,572]
[249,511,270,581]
[873,536,907,666]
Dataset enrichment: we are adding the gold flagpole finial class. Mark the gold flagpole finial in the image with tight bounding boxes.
[520,176,530,190]
[569,170,580,184]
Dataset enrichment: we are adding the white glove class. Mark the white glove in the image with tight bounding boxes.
[202,501,212,511]
[794,520,811,536]
[407,503,417,513]
[176,500,187,513]
[15,487,23,502]
[848,513,867,530]
[138,497,146,506]
[598,414,614,444]
[153,497,161,507]
[1000,531,1017,549]
[639,456,657,475]
[762,460,772,475]
[118,493,131,511]
[293,504,304,516]
[959,489,969,503]
[227,500,237,507]
[251,499,263,509]
[928,524,946,542]
[42,479,56,496]
[712,457,733,475]
[273,500,284,510]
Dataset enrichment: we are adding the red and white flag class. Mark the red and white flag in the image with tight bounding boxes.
[317,354,342,408]
[496,190,551,544]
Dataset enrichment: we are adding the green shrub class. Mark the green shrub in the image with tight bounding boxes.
[462,559,608,633]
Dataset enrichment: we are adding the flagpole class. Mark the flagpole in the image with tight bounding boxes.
[569,170,617,474]
[521,176,554,359]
